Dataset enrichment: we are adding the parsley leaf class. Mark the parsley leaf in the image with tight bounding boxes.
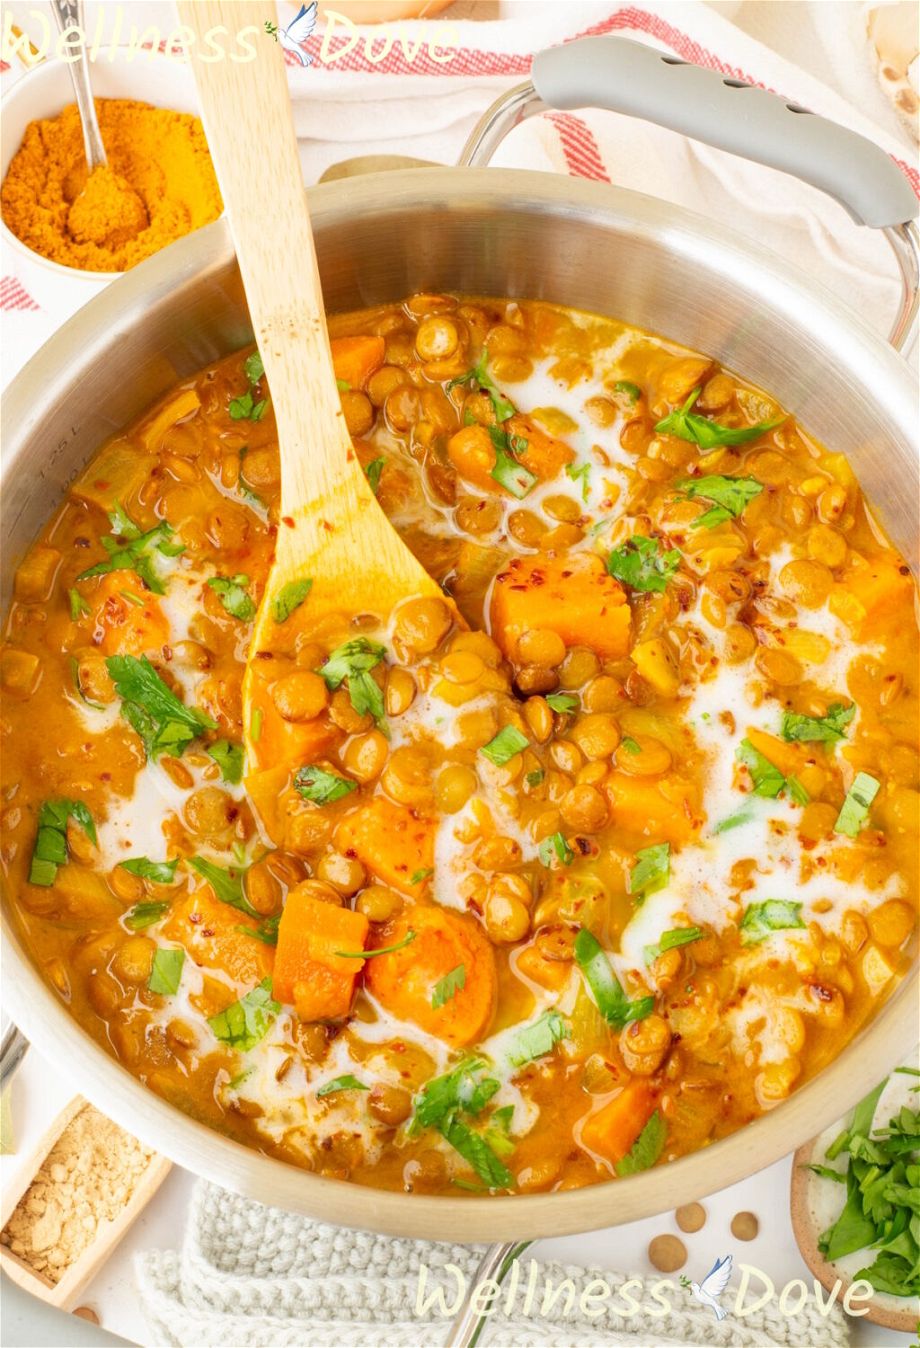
[507,1010,569,1066]
[365,458,385,495]
[293,764,356,805]
[413,1060,499,1130]
[781,703,855,744]
[546,693,578,714]
[188,855,259,918]
[317,1075,367,1097]
[318,638,387,724]
[148,948,185,996]
[76,506,182,595]
[675,473,765,528]
[573,929,654,1027]
[629,843,670,899]
[208,977,279,1050]
[432,964,466,1009]
[336,930,416,959]
[442,1117,513,1188]
[272,578,313,624]
[228,390,267,422]
[537,832,574,868]
[566,462,591,502]
[835,772,880,838]
[448,353,516,422]
[243,351,264,384]
[736,739,786,798]
[69,588,91,620]
[607,535,681,592]
[643,926,703,965]
[740,899,805,945]
[28,799,97,887]
[207,574,256,621]
[106,655,216,759]
[658,389,783,451]
[615,1110,667,1175]
[120,856,178,885]
[480,725,529,766]
[124,900,169,930]
[490,431,537,499]
[208,739,245,785]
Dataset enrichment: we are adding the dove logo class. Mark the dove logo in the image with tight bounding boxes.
[680,1254,733,1321]
[274,2,317,68]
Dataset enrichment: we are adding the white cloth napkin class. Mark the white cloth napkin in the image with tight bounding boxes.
[134,1179,851,1348]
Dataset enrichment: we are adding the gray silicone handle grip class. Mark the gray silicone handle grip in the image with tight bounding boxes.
[531,37,918,229]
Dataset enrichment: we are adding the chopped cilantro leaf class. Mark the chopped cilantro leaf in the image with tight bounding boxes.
[835,772,880,838]
[148,947,185,996]
[208,977,279,1049]
[293,764,356,805]
[740,899,805,945]
[432,964,466,1009]
[271,577,313,624]
[574,929,654,1027]
[607,535,681,592]
[207,574,255,621]
[480,725,529,766]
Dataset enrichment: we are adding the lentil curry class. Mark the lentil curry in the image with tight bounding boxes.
[2,295,917,1196]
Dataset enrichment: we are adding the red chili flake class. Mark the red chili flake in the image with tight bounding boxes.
[282,516,295,529]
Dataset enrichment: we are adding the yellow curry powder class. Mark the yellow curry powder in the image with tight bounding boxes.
[1,98,223,272]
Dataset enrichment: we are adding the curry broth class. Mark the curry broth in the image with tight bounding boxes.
[1,295,917,1196]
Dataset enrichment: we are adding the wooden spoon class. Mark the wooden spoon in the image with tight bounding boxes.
[178,2,454,826]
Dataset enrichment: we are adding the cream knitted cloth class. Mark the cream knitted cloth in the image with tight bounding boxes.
[134,1181,849,1347]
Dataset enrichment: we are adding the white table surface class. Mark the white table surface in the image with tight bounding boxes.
[1,1043,913,1347]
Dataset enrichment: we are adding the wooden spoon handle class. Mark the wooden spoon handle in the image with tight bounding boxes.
[176,1,350,524]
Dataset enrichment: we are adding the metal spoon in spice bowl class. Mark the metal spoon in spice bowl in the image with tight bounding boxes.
[177,0,461,841]
[49,0,148,248]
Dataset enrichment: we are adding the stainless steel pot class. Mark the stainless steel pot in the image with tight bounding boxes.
[2,39,918,1246]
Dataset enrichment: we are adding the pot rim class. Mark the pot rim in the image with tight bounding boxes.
[2,167,917,1242]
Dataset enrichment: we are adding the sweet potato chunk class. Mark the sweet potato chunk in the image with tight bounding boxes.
[506,413,574,481]
[273,884,368,1017]
[246,677,339,774]
[331,336,385,391]
[490,552,631,661]
[163,888,273,985]
[90,574,170,657]
[447,424,498,494]
[580,1079,657,1166]
[334,796,435,896]
[365,906,497,1046]
[605,771,699,844]
[830,553,915,639]
[447,417,575,498]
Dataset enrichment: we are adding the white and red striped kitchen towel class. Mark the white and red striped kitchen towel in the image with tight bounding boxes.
[2,0,918,387]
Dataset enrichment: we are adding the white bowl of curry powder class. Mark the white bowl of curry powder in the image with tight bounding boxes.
[0,47,222,318]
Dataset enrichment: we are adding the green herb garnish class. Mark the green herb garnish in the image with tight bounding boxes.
[740,899,805,945]
[736,739,786,799]
[28,800,96,887]
[620,736,641,755]
[448,353,516,422]
[537,832,574,868]
[272,578,313,624]
[490,438,537,499]
[188,855,259,918]
[546,693,578,714]
[565,462,591,502]
[507,1011,569,1066]
[208,739,245,785]
[76,505,182,595]
[615,1110,667,1175]
[208,976,279,1049]
[781,703,855,745]
[573,929,654,1027]
[318,638,387,724]
[337,930,416,959]
[235,915,280,946]
[628,842,670,898]
[120,856,178,885]
[658,389,782,451]
[835,772,880,837]
[69,588,91,620]
[106,654,216,759]
[293,764,356,805]
[124,900,169,930]
[410,868,434,885]
[613,379,641,403]
[479,725,529,766]
[228,389,267,422]
[607,535,681,592]
[365,458,385,495]
[207,574,255,621]
[643,926,703,964]
[317,1075,367,1097]
[432,964,466,1009]
[675,472,765,529]
[148,948,185,996]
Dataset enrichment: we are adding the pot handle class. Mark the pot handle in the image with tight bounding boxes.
[458,37,919,352]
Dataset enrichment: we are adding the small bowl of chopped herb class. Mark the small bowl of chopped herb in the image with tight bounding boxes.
[791,1055,920,1333]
